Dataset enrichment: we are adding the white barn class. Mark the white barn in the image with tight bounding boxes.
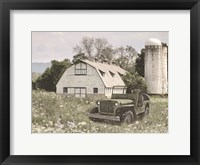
[56,60,127,98]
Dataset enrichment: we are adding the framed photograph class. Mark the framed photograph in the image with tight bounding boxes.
[1,0,199,164]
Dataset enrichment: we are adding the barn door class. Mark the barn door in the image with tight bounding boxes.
[74,87,86,98]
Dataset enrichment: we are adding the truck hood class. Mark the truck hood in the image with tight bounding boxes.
[108,99,134,105]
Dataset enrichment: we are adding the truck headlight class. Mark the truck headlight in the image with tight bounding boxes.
[96,101,100,105]
[115,102,119,106]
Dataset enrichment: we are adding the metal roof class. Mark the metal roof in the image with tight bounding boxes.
[81,60,127,88]
[145,38,162,46]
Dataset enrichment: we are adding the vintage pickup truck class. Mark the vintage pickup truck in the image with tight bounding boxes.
[88,86,150,124]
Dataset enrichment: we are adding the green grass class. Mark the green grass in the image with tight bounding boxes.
[32,90,168,133]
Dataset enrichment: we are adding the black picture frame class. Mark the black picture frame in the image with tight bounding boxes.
[0,0,199,164]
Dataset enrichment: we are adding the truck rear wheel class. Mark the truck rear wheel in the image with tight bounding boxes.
[123,111,134,124]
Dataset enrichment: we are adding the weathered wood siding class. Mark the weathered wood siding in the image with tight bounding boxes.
[56,63,105,97]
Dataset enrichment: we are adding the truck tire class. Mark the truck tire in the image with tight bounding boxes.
[90,107,98,114]
[123,111,134,124]
[89,107,99,122]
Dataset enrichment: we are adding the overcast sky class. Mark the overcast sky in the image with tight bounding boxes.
[32,32,168,63]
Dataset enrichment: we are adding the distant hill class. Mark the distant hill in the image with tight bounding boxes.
[32,62,51,73]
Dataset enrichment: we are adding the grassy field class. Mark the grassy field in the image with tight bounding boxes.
[32,90,168,133]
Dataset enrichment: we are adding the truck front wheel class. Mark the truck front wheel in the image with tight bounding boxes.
[123,111,134,124]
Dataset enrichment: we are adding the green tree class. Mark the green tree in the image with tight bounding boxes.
[94,38,109,59]
[73,36,139,73]
[73,37,113,62]
[72,53,88,63]
[73,37,94,58]
[115,45,137,74]
[122,72,147,93]
[135,49,145,77]
[36,59,71,91]
[32,81,37,90]
[100,46,114,62]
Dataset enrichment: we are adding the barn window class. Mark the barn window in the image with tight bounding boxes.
[75,63,87,75]
[63,87,68,93]
[109,71,115,77]
[118,72,123,77]
[74,87,86,98]
[93,88,98,93]
[99,70,105,77]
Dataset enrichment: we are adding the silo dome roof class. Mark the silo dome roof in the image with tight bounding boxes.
[145,38,161,46]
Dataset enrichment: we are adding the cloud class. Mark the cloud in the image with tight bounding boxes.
[32,31,168,62]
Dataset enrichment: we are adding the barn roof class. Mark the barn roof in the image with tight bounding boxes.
[80,60,127,88]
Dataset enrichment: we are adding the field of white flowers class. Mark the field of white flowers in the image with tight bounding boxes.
[32,90,168,133]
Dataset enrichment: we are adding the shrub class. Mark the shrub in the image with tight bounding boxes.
[122,72,147,93]
[36,59,71,92]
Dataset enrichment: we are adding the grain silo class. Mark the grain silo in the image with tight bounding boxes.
[144,38,168,94]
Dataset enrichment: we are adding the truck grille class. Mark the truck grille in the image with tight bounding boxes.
[99,101,115,115]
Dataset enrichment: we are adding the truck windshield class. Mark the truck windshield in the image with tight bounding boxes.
[112,87,127,94]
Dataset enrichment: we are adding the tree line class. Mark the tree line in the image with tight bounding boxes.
[73,37,138,74]
[32,36,145,92]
